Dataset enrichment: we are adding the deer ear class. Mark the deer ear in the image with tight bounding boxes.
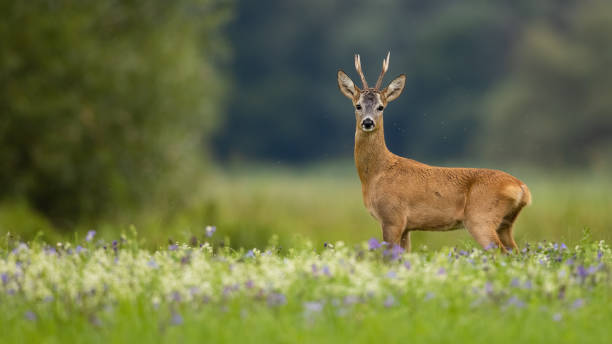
[337,70,359,100]
[382,74,406,102]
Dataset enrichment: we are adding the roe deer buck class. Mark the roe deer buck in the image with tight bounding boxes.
[337,52,531,253]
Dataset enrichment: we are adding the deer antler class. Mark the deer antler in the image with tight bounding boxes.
[375,51,390,90]
[354,54,368,89]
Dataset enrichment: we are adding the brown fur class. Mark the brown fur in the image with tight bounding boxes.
[338,54,531,253]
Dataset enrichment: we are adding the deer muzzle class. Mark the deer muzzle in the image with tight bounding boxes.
[361,117,375,131]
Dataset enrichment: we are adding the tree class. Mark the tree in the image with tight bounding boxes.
[0,0,231,225]
[481,0,612,168]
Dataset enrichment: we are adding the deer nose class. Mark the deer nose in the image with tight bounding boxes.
[361,118,375,131]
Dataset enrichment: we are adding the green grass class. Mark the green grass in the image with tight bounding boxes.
[1,233,611,343]
[116,164,612,249]
[2,164,611,250]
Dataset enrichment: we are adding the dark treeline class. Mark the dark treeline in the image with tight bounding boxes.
[216,0,612,167]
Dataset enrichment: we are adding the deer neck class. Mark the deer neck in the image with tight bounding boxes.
[354,118,393,184]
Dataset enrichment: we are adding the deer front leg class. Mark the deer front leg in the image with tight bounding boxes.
[382,223,403,248]
[400,230,411,252]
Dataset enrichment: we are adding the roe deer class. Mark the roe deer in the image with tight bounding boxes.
[337,52,531,253]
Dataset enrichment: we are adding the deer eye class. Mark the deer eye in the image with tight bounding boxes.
[377,105,384,111]
[355,104,362,110]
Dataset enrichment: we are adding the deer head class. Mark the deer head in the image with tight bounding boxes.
[337,52,406,132]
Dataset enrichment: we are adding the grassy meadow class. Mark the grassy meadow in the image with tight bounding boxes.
[2,163,611,251]
[1,164,611,343]
[1,230,611,343]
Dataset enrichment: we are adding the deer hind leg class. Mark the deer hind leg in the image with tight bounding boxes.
[497,207,524,253]
[464,199,517,253]
[464,218,506,253]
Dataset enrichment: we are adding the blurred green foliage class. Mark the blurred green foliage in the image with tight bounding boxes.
[482,0,612,167]
[0,0,231,225]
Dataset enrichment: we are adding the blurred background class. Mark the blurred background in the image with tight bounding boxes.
[1,0,611,249]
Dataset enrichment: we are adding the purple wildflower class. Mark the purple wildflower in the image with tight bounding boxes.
[86,230,96,242]
[571,298,585,310]
[222,285,233,296]
[1,273,8,285]
[506,295,525,308]
[558,286,566,300]
[368,238,381,250]
[485,242,497,250]
[76,245,84,254]
[386,270,397,279]
[205,226,216,238]
[169,244,178,251]
[181,255,190,265]
[552,313,562,322]
[24,311,37,321]
[267,293,287,307]
[12,243,28,254]
[245,250,255,258]
[598,251,603,261]
[403,260,411,270]
[391,245,404,260]
[189,287,200,296]
[303,301,324,313]
[147,259,159,269]
[344,295,359,305]
[383,295,396,308]
[438,267,446,276]
[171,312,183,325]
[485,282,493,294]
[553,243,559,251]
[311,264,318,275]
[523,280,533,290]
[510,278,520,288]
[322,265,331,276]
[577,266,588,280]
[245,280,254,289]
[560,243,568,250]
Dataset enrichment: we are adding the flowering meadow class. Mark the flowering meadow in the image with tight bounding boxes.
[1,229,612,343]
